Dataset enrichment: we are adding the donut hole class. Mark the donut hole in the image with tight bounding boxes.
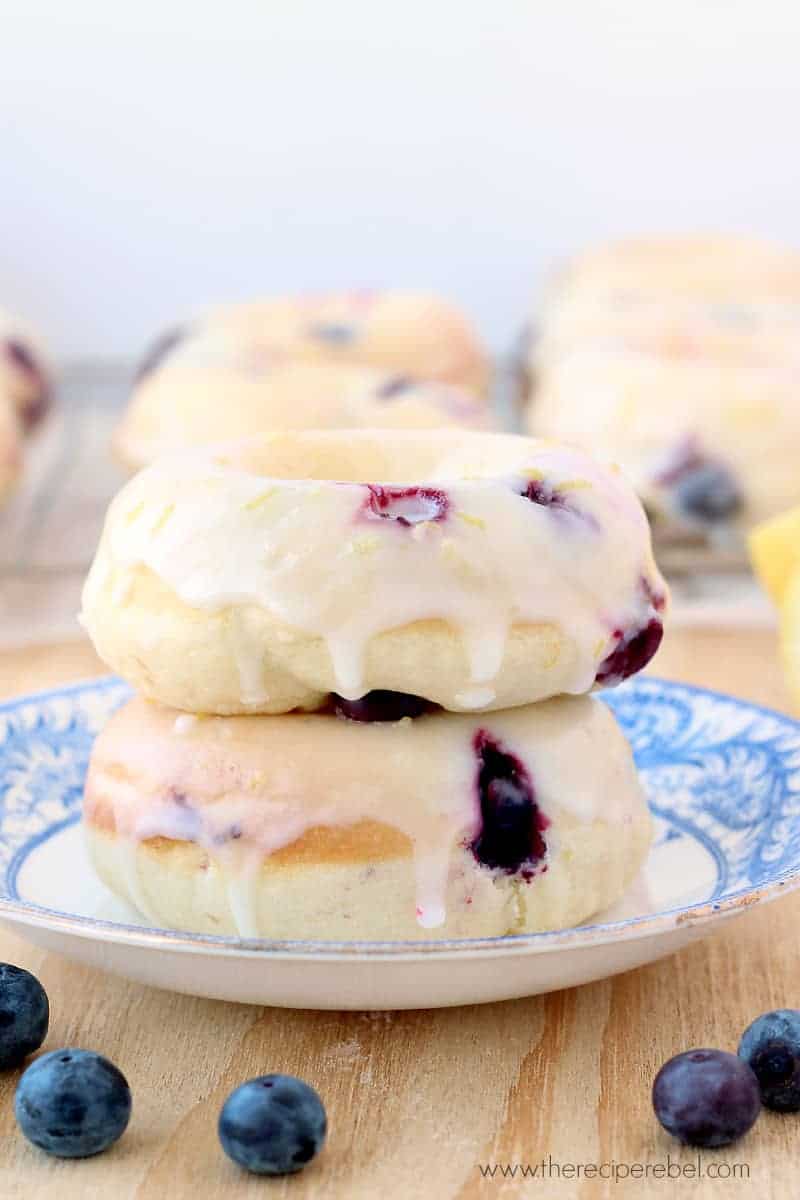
[215,429,531,485]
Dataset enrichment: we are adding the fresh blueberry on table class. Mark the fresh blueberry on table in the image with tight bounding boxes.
[652,1049,761,1147]
[218,1074,327,1176]
[738,1009,800,1112]
[0,963,49,1069]
[15,1049,132,1157]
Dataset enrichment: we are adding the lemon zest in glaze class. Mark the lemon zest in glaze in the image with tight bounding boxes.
[346,534,380,556]
[152,503,175,534]
[125,500,146,524]
[541,640,561,669]
[244,488,278,511]
[457,511,487,530]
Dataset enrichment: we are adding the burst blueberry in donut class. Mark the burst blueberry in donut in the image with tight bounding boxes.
[82,693,651,939]
[81,429,667,716]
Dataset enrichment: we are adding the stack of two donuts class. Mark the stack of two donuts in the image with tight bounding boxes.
[81,429,667,941]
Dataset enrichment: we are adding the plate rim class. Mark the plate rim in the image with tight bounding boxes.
[1,673,799,961]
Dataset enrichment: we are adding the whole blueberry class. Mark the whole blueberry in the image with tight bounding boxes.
[218,1074,326,1176]
[15,1049,132,1158]
[652,1049,761,1148]
[738,1009,800,1111]
[0,964,49,1068]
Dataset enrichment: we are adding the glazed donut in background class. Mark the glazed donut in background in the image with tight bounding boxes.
[519,233,800,390]
[81,429,667,716]
[113,361,490,472]
[135,290,490,398]
[0,310,51,430]
[547,233,800,305]
[83,693,651,940]
[527,347,800,532]
[0,391,23,507]
[530,290,800,374]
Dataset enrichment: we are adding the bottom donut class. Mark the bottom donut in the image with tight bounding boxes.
[83,693,651,941]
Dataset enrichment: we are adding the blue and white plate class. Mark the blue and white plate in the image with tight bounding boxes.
[0,676,798,1010]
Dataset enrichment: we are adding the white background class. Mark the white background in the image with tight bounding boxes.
[3,1,800,358]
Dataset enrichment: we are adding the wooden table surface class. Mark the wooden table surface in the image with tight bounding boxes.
[0,629,796,1200]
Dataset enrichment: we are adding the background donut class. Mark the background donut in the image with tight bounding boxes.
[114,361,491,471]
[134,290,490,397]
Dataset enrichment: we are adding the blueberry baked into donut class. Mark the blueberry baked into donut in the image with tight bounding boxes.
[83,693,651,940]
[81,428,664,939]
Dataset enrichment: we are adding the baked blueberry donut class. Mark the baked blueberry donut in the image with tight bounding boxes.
[113,361,490,471]
[134,290,489,398]
[528,346,799,530]
[546,234,800,305]
[520,233,800,423]
[0,311,51,430]
[531,290,800,375]
[83,693,651,939]
[81,429,667,715]
[0,391,23,506]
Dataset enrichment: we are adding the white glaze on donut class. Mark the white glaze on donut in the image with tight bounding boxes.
[84,694,648,935]
[81,431,667,710]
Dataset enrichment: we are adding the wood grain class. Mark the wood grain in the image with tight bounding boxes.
[0,629,796,1199]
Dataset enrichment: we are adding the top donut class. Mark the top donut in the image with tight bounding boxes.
[134,290,490,396]
[81,429,668,715]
